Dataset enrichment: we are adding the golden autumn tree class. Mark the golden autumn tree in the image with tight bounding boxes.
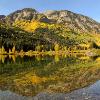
[54,43,59,51]
[13,20,41,32]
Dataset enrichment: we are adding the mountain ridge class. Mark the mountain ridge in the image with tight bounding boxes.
[0,8,100,52]
[44,10,100,33]
[0,8,100,33]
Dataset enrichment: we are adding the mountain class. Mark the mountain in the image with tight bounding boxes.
[44,10,100,33]
[0,8,99,33]
[0,8,100,52]
[0,15,5,19]
[5,8,51,24]
[0,15,6,22]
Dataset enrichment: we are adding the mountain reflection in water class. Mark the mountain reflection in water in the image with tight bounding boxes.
[0,54,100,99]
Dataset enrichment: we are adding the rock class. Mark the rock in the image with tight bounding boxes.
[0,15,6,23]
[1,8,100,33]
[5,8,50,24]
[44,10,100,33]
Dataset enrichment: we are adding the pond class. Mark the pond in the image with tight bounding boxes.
[0,54,100,100]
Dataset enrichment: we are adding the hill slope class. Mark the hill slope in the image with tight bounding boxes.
[5,8,51,24]
[0,8,100,52]
[44,10,100,33]
[1,8,100,33]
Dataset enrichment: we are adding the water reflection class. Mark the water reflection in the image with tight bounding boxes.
[0,54,100,97]
[0,53,88,63]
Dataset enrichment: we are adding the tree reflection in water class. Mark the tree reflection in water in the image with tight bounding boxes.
[0,54,100,96]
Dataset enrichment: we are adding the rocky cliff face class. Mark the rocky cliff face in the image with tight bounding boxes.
[44,10,100,33]
[0,15,5,19]
[0,15,6,23]
[5,8,50,24]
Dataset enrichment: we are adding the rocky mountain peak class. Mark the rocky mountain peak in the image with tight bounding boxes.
[44,10,100,33]
[6,8,50,24]
[21,8,38,12]
[0,15,5,19]
[6,8,38,22]
[0,15,6,23]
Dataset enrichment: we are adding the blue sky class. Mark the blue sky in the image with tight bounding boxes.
[0,0,100,22]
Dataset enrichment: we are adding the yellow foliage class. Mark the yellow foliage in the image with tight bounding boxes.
[2,46,5,53]
[54,55,60,62]
[13,20,63,33]
[12,46,16,53]
[13,20,40,32]
[54,43,59,51]
[31,75,47,84]
[90,33,100,46]
[0,55,7,63]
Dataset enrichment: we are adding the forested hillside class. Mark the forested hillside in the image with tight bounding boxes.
[0,8,100,53]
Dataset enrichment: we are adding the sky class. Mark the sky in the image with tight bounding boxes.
[0,0,100,22]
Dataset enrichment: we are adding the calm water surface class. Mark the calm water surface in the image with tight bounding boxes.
[0,54,100,100]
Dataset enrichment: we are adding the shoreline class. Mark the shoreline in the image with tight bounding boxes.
[0,50,88,56]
